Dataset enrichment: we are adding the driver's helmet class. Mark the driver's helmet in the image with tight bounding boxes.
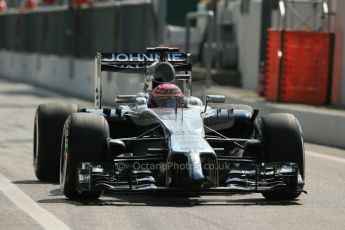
[148,83,186,108]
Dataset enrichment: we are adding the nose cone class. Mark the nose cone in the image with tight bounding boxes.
[168,132,217,189]
[187,153,213,189]
[188,170,205,188]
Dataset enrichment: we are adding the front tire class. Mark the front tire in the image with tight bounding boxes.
[257,113,305,200]
[60,113,109,200]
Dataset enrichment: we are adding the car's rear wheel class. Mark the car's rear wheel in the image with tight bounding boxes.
[34,103,78,182]
[257,113,305,200]
[60,113,109,200]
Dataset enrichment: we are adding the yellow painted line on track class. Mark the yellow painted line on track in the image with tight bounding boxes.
[0,173,70,230]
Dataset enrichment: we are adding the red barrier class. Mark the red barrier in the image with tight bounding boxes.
[74,0,89,6]
[25,0,38,9]
[265,30,332,105]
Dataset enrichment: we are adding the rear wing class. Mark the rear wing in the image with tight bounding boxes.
[99,53,192,72]
[94,47,192,108]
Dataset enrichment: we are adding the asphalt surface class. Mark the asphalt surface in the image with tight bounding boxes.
[0,79,345,230]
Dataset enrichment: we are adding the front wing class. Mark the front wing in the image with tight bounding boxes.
[76,160,305,195]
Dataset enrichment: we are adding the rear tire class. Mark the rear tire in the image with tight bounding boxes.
[60,113,109,200]
[257,113,305,200]
[34,103,78,182]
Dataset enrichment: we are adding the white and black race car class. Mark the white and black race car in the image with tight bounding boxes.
[33,47,305,200]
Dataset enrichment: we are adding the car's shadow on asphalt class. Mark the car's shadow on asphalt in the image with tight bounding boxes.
[13,180,302,206]
[12,180,58,185]
[37,189,302,207]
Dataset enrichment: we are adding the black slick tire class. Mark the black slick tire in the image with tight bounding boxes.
[257,113,305,200]
[60,113,109,200]
[33,103,78,182]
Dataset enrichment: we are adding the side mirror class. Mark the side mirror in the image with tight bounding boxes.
[204,95,226,112]
[115,95,136,104]
[206,95,226,103]
[108,139,126,158]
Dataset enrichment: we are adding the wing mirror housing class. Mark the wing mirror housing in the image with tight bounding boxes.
[115,95,136,104]
[206,95,226,103]
[204,95,226,112]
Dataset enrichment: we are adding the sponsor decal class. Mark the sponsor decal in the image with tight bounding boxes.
[102,53,187,62]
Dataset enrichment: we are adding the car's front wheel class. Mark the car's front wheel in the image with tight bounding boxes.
[60,113,110,200]
[256,113,305,200]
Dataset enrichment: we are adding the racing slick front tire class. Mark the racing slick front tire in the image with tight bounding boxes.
[33,103,78,182]
[60,113,109,200]
[257,113,305,200]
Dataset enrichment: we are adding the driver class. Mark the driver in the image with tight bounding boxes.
[148,83,187,108]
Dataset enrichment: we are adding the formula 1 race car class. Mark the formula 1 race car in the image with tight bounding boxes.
[33,47,305,200]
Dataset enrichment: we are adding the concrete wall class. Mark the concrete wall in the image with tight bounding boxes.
[0,50,143,105]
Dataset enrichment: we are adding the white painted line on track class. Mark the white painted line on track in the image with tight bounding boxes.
[306,150,345,164]
[0,173,70,230]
